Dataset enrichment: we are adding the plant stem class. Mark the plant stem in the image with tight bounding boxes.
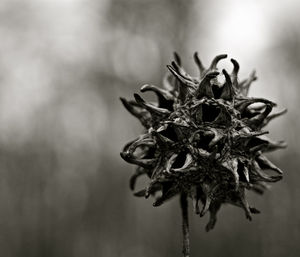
[180,193,190,257]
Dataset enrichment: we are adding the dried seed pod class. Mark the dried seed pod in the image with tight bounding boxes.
[120,53,286,256]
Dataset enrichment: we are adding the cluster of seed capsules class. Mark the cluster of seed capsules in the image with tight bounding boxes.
[120,53,286,231]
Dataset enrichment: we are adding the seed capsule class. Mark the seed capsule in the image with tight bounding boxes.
[121,53,286,231]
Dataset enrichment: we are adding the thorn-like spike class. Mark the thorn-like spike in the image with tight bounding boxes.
[120,97,151,128]
[251,161,283,182]
[141,84,174,100]
[256,155,283,174]
[263,108,288,127]
[173,51,181,66]
[171,61,193,81]
[196,71,219,99]
[134,93,171,115]
[240,70,257,96]
[220,69,235,100]
[153,186,179,206]
[239,190,252,220]
[231,58,240,89]
[249,182,270,194]
[247,104,273,129]
[167,64,195,102]
[193,52,205,76]
[264,140,287,152]
[191,186,200,214]
[166,65,196,89]
[140,84,174,110]
[200,195,211,217]
[209,54,227,69]
[249,207,260,214]
[205,202,221,232]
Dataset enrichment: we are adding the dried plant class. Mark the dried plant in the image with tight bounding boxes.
[120,53,286,257]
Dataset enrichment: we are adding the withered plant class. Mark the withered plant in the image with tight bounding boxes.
[120,53,286,257]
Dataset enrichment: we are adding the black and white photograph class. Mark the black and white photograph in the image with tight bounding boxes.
[0,0,299,256]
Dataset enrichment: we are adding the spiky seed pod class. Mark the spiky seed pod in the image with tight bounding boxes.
[120,53,286,255]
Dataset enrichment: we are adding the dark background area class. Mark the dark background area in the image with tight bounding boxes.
[0,0,299,256]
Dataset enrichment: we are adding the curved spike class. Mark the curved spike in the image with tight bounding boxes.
[171,61,193,81]
[193,52,205,76]
[145,179,161,198]
[250,207,260,214]
[196,71,219,99]
[121,135,156,168]
[140,84,174,110]
[249,143,269,153]
[247,104,273,129]
[205,202,221,232]
[249,181,270,195]
[120,97,151,128]
[239,189,252,220]
[191,186,200,214]
[167,65,195,102]
[120,152,155,168]
[173,51,181,66]
[141,84,174,100]
[200,195,212,217]
[240,70,257,96]
[135,182,161,197]
[133,189,147,197]
[166,65,196,89]
[209,54,227,69]
[262,139,287,153]
[153,185,179,207]
[134,94,171,115]
[235,130,269,141]
[200,183,216,217]
[251,161,282,182]
[220,69,235,100]
[262,108,287,127]
[230,58,240,88]
[256,155,283,174]
[130,168,147,190]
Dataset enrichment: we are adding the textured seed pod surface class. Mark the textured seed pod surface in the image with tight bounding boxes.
[120,53,286,231]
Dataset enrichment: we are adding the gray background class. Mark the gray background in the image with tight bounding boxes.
[0,0,298,256]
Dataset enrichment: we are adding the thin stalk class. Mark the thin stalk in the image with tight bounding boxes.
[180,193,190,257]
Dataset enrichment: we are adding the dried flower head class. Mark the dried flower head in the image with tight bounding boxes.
[120,53,286,256]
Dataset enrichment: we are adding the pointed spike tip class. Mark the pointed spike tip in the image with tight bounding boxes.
[210,54,228,69]
[173,51,181,66]
[231,58,240,72]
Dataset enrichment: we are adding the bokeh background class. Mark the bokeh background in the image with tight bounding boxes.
[0,0,299,256]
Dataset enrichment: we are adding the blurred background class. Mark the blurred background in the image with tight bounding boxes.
[0,0,298,256]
